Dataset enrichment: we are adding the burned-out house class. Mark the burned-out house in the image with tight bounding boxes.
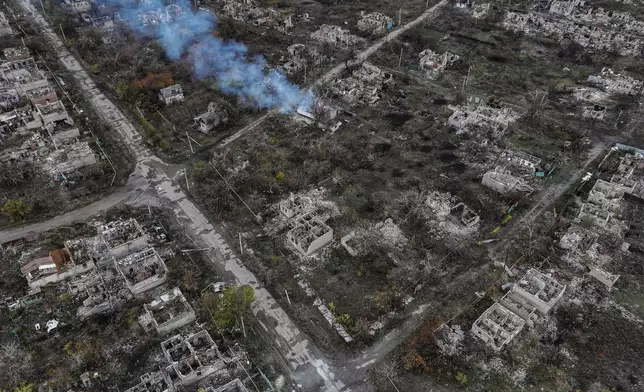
[158,84,184,105]
[114,247,168,295]
[311,24,365,47]
[139,287,196,335]
[42,141,98,177]
[357,11,393,34]
[193,102,228,134]
[286,214,333,256]
[100,218,149,258]
[161,330,226,385]
[471,302,525,352]
[331,62,393,105]
[482,166,533,195]
[419,49,459,79]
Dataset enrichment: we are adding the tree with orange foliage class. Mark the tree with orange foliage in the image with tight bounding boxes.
[132,72,175,90]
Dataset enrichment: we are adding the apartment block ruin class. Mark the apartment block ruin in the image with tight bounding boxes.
[419,49,459,79]
[139,287,196,335]
[193,102,228,134]
[471,302,525,352]
[588,68,643,96]
[357,11,393,34]
[331,62,393,105]
[287,214,333,256]
[158,84,184,105]
[125,371,174,392]
[482,166,533,195]
[162,330,226,385]
[311,24,365,47]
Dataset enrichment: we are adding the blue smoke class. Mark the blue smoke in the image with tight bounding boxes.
[110,0,313,112]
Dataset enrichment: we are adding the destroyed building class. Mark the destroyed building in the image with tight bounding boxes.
[582,104,606,120]
[503,150,541,172]
[193,102,228,134]
[204,379,249,392]
[311,24,365,47]
[125,372,174,392]
[28,85,58,105]
[503,11,644,57]
[587,68,643,96]
[158,84,184,105]
[20,248,96,289]
[161,330,225,385]
[68,271,113,319]
[500,269,566,324]
[64,0,91,13]
[0,11,13,37]
[589,267,620,288]
[286,214,333,256]
[114,247,168,295]
[471,302,525,352]
[482,166,533,194]
[447,102,520,138]
[331,62,393,105]
[419,49,459,79]
[357,11,393,34]
[139,287,196,335]
[587,179,625,213]
[100,218,149,258]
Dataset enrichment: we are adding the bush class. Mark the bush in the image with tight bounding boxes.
[1,199,32,221]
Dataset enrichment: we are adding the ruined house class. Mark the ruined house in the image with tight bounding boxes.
[503,11,644,57]
[450,202,480,227]
[503,150,541,172]
[278,193,312,219]
[582,104,606,120]
[0,86,19,110]
[589,267,620,288]
[419,49,459,79]
[471,2,490,19]
[587,68,643,96]
[357,11,393,34]
[0,11,13,37]
[139,287,196,335]
[204,379,249,392]
[34,101,72,126]
[115,247,168,295]
[64,0,91,13]
[100,218,149,258]
[447,103,520,137]
[42,141,98,177]
[500,269,566,324]
[125,372,174,392]
[28,85,58,105]
[471,302,525,352]
[587,179,625,213]
[20,248,96,289]
[482,166,533,194]
[68,271,113,319]
[193,102,228,134]
[161,330,225,385]
[286,214,333,256]
[158,84,184,105]
[311,24,365,47]
[331,62,393,105]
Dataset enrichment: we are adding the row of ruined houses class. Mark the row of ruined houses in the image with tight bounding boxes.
[0,46,99,179]
[7,216,251,391]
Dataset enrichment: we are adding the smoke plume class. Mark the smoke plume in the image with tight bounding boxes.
[110,0,313,111]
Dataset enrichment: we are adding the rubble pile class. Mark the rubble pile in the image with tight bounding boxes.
[331,62,393,105]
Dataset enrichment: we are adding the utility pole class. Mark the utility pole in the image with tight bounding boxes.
[59,24,67,42]
[614,109,623,129]
[285,289,291,306]
[184,168,190,191]
[39,0,45,14]
[398,47,403,68]
[398,8,402,26]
